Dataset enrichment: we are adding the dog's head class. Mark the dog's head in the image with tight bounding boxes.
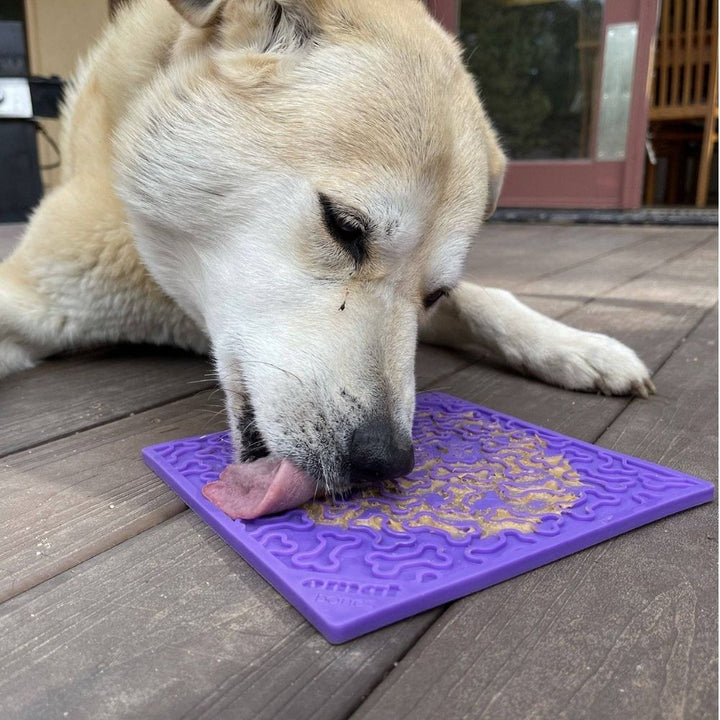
[115,0,505,497]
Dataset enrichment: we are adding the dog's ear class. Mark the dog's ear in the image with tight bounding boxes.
[267,1,319,50]
[484,127,506,220]
[169,0,319,38]
[168,0,226,27]
[171,1,320,54]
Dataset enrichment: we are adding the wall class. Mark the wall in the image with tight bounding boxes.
[23,0,109,189]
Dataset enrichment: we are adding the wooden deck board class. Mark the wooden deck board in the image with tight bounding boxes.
[351,308,718,720]
[515,228,714,319]
[433,236,717,442]
[0,511,442,720]
[552,237,717,366]
[1,345,215,457]
[464,224,649,290]
[465,224,711,293]
[0,344,483,606]
[0,391,226,604]
[599,306,718,479]
[0,223,716,720]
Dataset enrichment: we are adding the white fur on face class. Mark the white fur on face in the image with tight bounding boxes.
[114,1,495,494]
[126,163,423,493]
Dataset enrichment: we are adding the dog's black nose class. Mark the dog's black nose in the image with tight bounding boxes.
[349,419,415,483]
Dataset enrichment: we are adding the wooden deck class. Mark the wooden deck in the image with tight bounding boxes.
[0,221,717,720]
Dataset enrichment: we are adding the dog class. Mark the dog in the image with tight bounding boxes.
[0,0,654,502]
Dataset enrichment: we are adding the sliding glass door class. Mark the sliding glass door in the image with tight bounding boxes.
[428,0,659,209]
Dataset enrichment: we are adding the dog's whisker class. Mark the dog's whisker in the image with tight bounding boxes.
[239,358,305,385]
[202,387,227,403]
[195,407,231,432]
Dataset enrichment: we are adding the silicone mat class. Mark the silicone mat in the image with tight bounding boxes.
[143,392,714,643]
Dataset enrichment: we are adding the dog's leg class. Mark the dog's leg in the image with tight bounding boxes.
[419,281,655,396]
[0,182,208,378]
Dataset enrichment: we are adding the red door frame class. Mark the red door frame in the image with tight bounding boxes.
[426,0,459,33]
[427,0,659,210]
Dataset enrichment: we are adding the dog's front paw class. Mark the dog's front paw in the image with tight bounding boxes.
[523,329,656,397]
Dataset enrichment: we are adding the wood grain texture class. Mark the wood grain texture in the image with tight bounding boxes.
[0,341,485,606]
[551,237,718,369]
[0,223,716,720]
[0,511,442,720]
[420,228,711,388]
[464,223,646,291]
[0,391,227,604]
[464,224,711,294]
[351,311,718,720]
[430,235,717,440]
[0,345,215,457]
[416,344,477,393]
[599,307,718,479]
[513,229,714,319]
[591,308,718,720]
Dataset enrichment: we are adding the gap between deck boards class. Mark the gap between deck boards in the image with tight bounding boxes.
[0,227,716,720]
[0,302,715,720]
[348,307,717,720]
[2,225,712,457]
[1,233,716,607]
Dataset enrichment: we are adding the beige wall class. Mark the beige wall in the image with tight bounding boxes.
[24,0,110,189]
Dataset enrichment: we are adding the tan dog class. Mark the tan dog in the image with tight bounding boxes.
[0,0,653,500]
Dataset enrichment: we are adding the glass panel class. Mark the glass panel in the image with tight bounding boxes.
[596,22,638,161]
[459,0,605,160]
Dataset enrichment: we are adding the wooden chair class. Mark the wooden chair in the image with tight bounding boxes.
[646,0,718,206]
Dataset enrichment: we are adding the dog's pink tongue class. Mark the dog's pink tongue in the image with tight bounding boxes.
[202,457,317,520]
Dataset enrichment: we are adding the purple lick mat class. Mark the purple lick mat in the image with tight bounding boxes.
[142,392,714,643]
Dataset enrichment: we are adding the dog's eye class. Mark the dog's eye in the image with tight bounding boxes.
[423,289,448,309]
[319,193,368,265]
